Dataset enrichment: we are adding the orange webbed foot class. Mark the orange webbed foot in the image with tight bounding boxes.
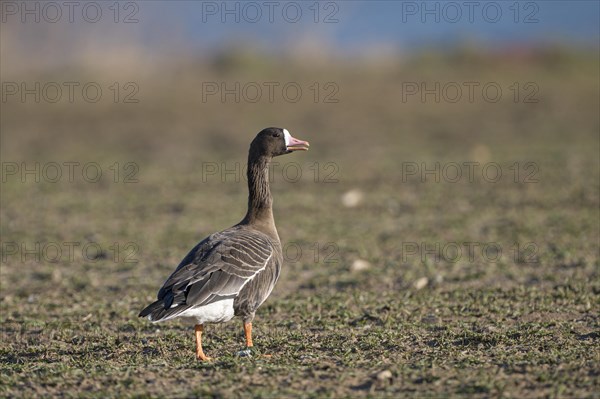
[195,324,213,362]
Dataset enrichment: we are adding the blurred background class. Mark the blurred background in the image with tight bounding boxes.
[2,0,599,300]
[2,0,598,288]
[1,1,599,396]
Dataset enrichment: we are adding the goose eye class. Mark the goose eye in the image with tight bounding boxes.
[272,133,281,138]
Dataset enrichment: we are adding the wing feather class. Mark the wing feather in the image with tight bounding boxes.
[141,226,275,321]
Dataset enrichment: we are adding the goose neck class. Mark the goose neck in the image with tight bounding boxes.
[244,155,274,225]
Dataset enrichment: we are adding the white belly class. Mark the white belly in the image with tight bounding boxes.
[177,298,235,325]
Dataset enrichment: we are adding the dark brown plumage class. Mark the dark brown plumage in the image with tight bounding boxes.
[139,127,309,360]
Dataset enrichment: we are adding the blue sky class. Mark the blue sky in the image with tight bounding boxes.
[142,1,599,53]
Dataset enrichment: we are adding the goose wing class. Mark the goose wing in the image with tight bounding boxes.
[140,227,274,321]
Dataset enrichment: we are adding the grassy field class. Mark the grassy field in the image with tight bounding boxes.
[1,49,599,397]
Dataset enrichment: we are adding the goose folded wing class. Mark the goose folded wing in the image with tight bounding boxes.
[157,230,274,312]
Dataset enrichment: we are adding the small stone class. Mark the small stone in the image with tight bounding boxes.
[52,268,62,283]
[237,349,253,357]
[376,369,393,383]
[485,325,499,333]
[341,189,364,208]
[413,277,429,290]
[351,259,371,272]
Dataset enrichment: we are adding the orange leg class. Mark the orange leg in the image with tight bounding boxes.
[243,322,272,358]
[195,324,212,361]
[243,322,253,347]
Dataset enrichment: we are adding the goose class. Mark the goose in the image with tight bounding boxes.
[139,127,310,361]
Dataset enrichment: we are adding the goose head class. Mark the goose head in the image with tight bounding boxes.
[250,127,310,158]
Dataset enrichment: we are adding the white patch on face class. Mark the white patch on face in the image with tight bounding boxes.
[283,129,291,147]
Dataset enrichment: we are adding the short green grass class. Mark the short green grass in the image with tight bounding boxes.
[1,50,599,397]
